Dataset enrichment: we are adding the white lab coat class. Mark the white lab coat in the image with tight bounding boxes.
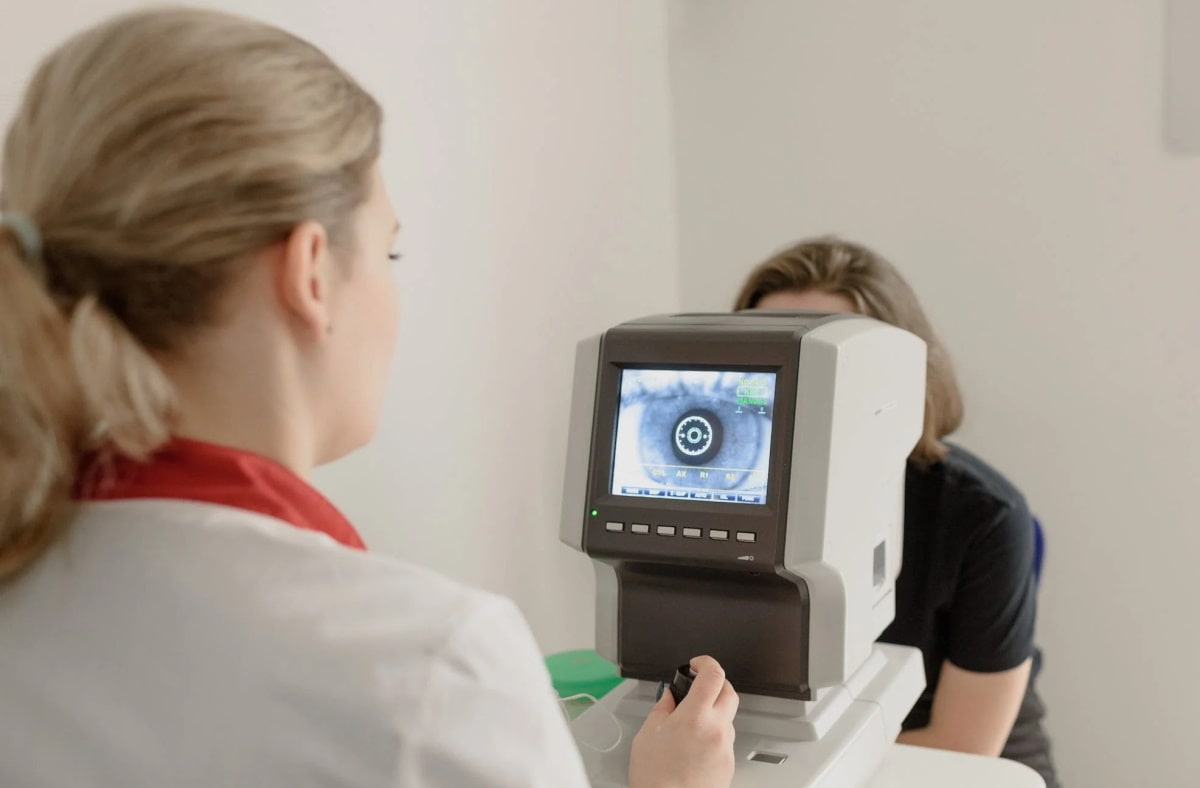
[0,499,592,787]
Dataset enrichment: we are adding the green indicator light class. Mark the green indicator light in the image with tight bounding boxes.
[590,509,599,517]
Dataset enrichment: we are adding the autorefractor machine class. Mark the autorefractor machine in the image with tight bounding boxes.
[560,311,928,787]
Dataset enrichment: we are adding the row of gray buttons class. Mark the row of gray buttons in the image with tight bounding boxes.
[606,521,756,543]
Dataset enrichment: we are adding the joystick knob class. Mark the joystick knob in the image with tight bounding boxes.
[669,663,697,705]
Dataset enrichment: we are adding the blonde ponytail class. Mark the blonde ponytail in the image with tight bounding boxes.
[0,227,83,579]
[0,7,382,580]
[0,224,176,581]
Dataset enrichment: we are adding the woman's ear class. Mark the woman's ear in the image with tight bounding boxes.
[273,220,334,341]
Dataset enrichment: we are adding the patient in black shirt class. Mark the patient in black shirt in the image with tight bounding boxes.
[735,237,1059,787]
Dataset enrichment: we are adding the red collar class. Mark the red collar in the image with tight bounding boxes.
[75,438,366,551]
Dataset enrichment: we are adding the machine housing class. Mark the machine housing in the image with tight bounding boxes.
[561,312,926,698]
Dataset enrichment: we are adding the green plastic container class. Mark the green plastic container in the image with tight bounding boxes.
[545,649,622,718]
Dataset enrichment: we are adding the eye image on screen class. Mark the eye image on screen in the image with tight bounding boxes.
[611,369,776,505]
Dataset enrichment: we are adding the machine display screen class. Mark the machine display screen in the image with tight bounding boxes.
[611,369,776,505]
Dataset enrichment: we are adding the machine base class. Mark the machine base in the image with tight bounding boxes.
[569,643,925,788]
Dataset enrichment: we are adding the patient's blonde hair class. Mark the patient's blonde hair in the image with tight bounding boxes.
[0,8,382,581]
[734,237,963,464]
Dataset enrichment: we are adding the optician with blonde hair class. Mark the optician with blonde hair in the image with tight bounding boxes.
[0,9,738,787]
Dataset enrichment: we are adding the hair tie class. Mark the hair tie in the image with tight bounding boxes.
[0,212,45,277]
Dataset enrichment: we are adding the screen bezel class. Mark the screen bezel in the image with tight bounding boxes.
[584,329,802,561]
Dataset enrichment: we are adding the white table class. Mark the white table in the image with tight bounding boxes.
[868,745,1046,787]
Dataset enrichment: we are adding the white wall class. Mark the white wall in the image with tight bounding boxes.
[1,0,680,656]
[667,2,1200,786]
[310,0,681,656]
